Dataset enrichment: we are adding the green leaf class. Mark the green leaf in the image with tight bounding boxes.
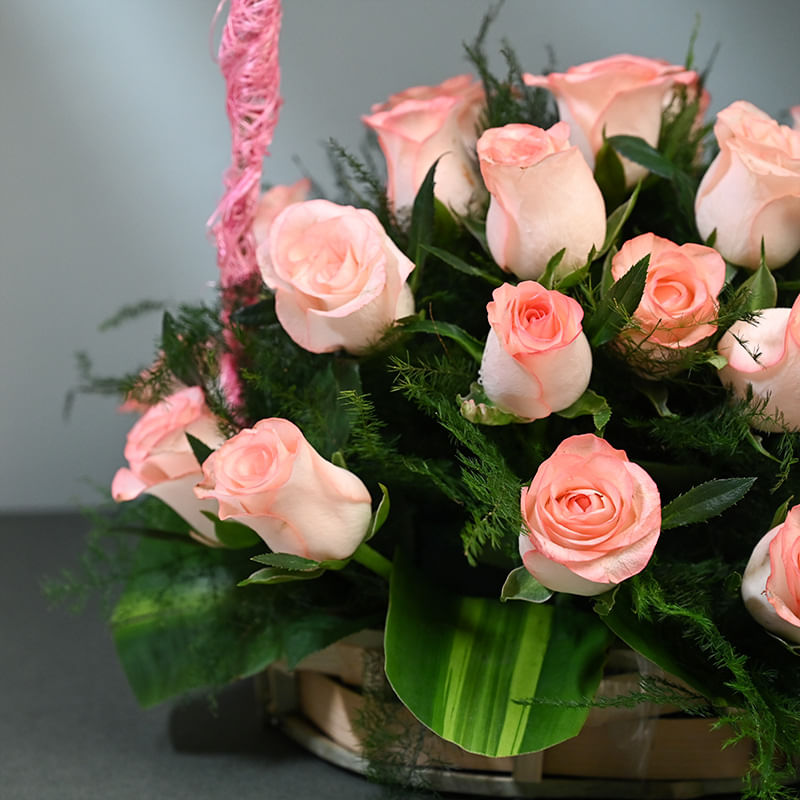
[770,496,794,529]
[456,212,490,254]
[556,389,611,434]
[735,254,777,313]
[634,380,677,418]
[593,140,627,209]
[186,433,213,466]
[198,511,261,549]
[606,135,676,179]
[422,244,502,287]
[500,567,553,604]
[384,551,612,757]
[238,566,324,586]
[250,552,349,572]
[458,382,528,426]
[365,483,390,540]
[407,158,439,280]
[400,318,484,363]
[597,181,641,258]
[661,477,757,530]
[111,538,375,706]
[538,248,566,290]
[584,254,649,347]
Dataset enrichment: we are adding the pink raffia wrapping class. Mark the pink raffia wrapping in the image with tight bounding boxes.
[208,0,283,413]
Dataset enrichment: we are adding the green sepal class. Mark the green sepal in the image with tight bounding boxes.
[556,389,612,434]
[238,566,324,586]
[186,433,214,466]
[500,566,553,604]
[660,477,757,530]
[365,483,390,541]
[734,250,778,312]
[769,496,794,529]
[199,511,260,549]
[422,244,502,287]
[538,248,566,290]
[458,382,529,426]
[584,255,649,347]
[330,450,348,469]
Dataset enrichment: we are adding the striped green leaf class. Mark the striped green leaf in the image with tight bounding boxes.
[384,552,612,756]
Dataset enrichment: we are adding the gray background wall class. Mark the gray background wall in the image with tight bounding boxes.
[2,0,799,511]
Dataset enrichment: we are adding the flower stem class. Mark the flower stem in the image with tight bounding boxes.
[352,543,392,581]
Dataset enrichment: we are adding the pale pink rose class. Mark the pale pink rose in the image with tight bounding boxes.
[611,233,726,364]
[111,387,226,545]
[525,55,701,186]
[258,199,415,354]
[695,101,800,269]
[476,122,606,280]
[195,418,372,561]
[362,74,486,215]
[741,506,800,644]
[791,106,800,131]
[252,178,311,250]
[480,281,592,420]
[520,434,661,596]
[717,294,800,432]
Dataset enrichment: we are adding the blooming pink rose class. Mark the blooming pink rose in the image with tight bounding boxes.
[480,281,592,420]
[362,75,486,215]
[717,294,800,432]
[741,506,800,644]
[252,178,311,250]
[476,122,606,280]
[258,199,415,354]
[520,434,661,596]
[695,101,800,269]
[611,233,726,364]
[111,387,226,545]
[525,55,701,186]
[195,418,372,561]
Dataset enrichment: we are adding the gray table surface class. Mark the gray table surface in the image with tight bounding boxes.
[1,513,744,800]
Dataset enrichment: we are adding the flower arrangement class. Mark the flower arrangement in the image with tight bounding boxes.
[71,2,800,797]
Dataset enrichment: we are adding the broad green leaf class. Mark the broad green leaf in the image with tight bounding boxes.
[112,538,377,706]
[239,566,324,586]
[584,255,649,347]
[384,552,612,757]
[500,567,553,604]
[458,382,527,426]
[186,433,214,466]
[735,256,777,313]
[538,248,566,290]
[594,140,627,209]
[250,552,349,572]
[407,158,439,279]
[199,511,261,549]
[400,318,484,363]
[597,181,641,258]
[422,244,502,287]
[606,135,676,179]
[661,477,757,530]
[556,389,611,434]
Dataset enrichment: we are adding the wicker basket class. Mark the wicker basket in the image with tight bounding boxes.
[258,630,752,798]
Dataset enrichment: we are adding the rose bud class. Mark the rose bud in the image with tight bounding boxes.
[479,281,592,420]
[111,387,226,545]
[520,434,661,596]
[525,55,703,186]
[742,506,800,644]
[476,122,606,280]
[611,233,726,369]
[258,199,415,354]
[195,418,372,562]
[362,75,486,215]
[717,294,800,432]
[695,101,800,269]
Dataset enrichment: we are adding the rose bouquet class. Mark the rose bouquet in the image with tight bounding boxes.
[71,2,800,798]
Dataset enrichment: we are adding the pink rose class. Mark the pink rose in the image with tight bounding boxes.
[741,506,800,644]
[525,55,701,186]
[252,178,311,250]
[717,294,800,432]
[695,101,800,269]
[111,387,226,545]
[476,122,606,280]
[479,281,592,420]
[195,418,372,562]
[611,233,726,363]
[520,434,661,596]
[258,199,415,354]
[362,75,486,215]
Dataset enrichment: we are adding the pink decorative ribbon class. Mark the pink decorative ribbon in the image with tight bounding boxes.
[209,0,283,413]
